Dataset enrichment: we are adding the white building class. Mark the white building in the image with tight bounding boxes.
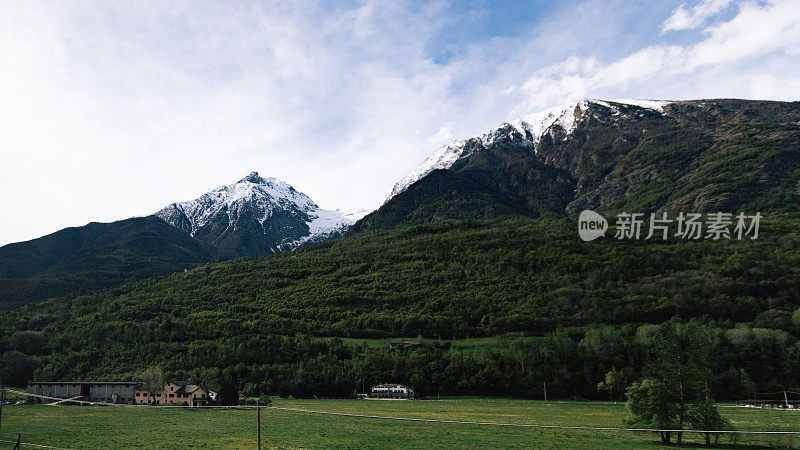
[368,383,414,399]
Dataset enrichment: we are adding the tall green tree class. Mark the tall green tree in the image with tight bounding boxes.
[627,319,730,445]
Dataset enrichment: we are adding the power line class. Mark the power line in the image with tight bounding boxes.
[0,438,75,449]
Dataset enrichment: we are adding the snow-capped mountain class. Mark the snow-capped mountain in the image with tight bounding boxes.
[157,172,368,256]
[387,99,671,201]
[350,97,705,233]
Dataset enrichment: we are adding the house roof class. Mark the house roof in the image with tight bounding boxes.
[179,385,200,394]
[132,380,211,394]
[174,383,208,394]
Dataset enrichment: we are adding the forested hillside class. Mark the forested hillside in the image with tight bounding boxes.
[3,215,799,400]
[3,100,797,311]
[0,217,219,307]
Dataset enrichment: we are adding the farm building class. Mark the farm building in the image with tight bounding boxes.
[26,382,138,404]
[363,384,415,399]
[135,380,217,406]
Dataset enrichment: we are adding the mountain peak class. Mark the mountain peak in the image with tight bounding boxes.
[386,98,673,201]
[240,171,264,183]
[155,173,360,255]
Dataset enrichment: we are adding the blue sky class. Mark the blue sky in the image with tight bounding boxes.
[1,0,799,245]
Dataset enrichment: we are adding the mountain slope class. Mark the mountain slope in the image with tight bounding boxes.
[4,215,800,398]
[0,216,218,307]
[353,99,800,233]
[157,172,363,257]
[0,172,364,307]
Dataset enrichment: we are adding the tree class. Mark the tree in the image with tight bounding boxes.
[597,366,627,400]
[626,319,731,445]
[626,379,679,444]
[0,351,41,386]
[11,331,47,355]
[792,307,800,329]
[688,398,732,445]
[138,366,164,405]
[650,319,711,444]
[218,370,239,406]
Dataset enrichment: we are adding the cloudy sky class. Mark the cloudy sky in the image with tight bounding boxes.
[1,0,799,246]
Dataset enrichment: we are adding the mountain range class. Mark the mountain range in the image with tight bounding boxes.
[352,98,800,232]
[0,172,366,306]
[1,98,798,306]
[3,97,800,400]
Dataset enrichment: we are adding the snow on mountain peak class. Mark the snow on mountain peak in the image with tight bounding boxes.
[240,171,264,183]
[386,98,672,201]
[605,98,671,111]
[156,172,360,251]
[387,100,585,201]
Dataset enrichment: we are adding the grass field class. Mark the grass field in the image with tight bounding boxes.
[2,398,799,448]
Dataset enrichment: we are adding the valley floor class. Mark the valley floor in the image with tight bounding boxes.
[2,398,799,448]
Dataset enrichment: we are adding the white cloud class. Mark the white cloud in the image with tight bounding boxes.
[663,0,735,32]
[426,124,455,145]
[515,0,800,112]
[1,0,799,246]
[0,1,456,245]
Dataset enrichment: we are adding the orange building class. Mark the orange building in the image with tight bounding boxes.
[135,381,217,406]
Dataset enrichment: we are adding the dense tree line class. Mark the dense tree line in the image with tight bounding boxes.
[2,323,798,401]
[1,216,800,400]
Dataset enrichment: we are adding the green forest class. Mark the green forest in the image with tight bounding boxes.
[2,215,799,401]
[0,216,219,307]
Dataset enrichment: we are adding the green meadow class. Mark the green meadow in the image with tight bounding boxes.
[2,398,799,448]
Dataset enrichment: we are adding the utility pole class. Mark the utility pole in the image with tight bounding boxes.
[1,385,4,435]
[256,401,261,450]
[784,391,790,409]
[543,382,547,403]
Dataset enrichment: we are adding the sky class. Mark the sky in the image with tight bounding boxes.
[1,0,799,246]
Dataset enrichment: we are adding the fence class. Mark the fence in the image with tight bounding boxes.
[2,388,800,448]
